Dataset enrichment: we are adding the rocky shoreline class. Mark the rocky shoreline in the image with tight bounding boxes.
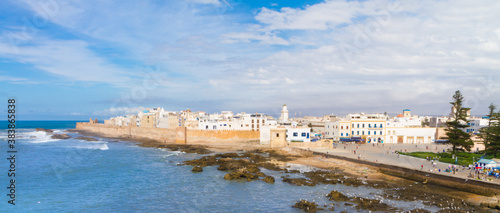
[61,128,500,211]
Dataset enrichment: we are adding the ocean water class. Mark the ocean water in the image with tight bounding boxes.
[0,121,441,212]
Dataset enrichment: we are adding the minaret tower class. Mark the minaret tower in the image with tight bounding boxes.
[280,104,289,122]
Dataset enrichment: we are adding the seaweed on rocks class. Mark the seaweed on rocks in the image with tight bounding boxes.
[192,166,203,173]
[262,176,275,184]
[350,196,395,212]
[223,170,259,182]
[326,190,349,202]
[282,177,316,186]
[292,200,324,212]
[157,144,212,154]
[326,190,395,212]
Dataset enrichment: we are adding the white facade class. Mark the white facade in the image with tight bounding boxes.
[198,112,271,131]
[464,117,489,134]
[385,127,436,143]
[286,126,311,142]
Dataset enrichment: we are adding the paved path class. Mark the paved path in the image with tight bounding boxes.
[308,143,500,184]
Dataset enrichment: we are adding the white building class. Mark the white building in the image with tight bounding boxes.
[198,112,271,131]
[464,117,489,134]
[385,127,436,143]
[286,126,311,142]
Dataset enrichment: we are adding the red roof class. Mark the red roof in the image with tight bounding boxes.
[397,114,404,117]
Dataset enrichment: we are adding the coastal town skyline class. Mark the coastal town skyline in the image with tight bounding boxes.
[1,0,499,120]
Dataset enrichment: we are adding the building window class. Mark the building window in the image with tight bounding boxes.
[257,120,260,123]
[346,126,349,129]
[380,131,383,135]
[380,124,383,128]
[357,124,359,128]
[368,131,370,135]
[352,131,354,135]
[263,120,265,124]
[341,133,344,136]
[362,131,364,135]
[374,131,377,135]
[368,124,371,128]
[357,131,359,135]
[293,132,298,137]
[374,124,377,128]
[362,124,365,128]
[346,133,349,136]
[276,133,279,137]
[302,132,307,137]
[341,126,343,129]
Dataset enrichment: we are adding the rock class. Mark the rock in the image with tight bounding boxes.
[262,176,275,184]
[36,128,53,134]
[192,166,203,173]
[326,190,349,202]
[160,144,212,154]
[351,197,393,212]
[75,137,98,141]
[224,171,258,181]
[407,209,431,213]
[256,172,266,177]
[282,177,316,186]
[292,200,324,213]
[51,134,71,139]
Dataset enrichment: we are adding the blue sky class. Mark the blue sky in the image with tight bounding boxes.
[0,0,499,120]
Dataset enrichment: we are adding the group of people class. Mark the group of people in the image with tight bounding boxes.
[469,166,500,181]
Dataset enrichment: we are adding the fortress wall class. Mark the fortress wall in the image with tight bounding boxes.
[186,129,260,144]
[76,122,176,143]
[75,123,260,144]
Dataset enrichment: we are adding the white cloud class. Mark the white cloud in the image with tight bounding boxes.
[4,0,500,115]
[0,39,131,85]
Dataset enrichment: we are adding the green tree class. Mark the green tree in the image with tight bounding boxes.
[443,90,473,154]
[481,103,500,157]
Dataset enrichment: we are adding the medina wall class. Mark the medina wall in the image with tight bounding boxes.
[75,122,260,145]
[75,122,177,143]
[186,129,260,144]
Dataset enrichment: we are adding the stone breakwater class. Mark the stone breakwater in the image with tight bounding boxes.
[75,122,260,145]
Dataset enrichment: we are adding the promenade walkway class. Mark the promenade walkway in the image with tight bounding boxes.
[306,143,500,185]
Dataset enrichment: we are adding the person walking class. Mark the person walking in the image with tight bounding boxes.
[421,165,424,170]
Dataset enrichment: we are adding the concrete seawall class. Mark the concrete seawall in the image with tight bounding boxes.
[75,122,260,145]
[291,147,500,197]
